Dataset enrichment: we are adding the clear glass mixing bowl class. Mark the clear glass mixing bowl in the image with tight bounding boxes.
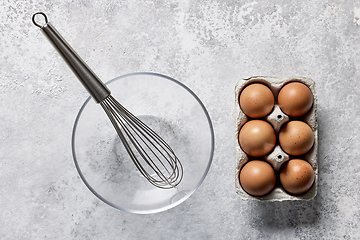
[72,72,214,214]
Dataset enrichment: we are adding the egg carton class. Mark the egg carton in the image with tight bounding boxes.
[234,76,318,201]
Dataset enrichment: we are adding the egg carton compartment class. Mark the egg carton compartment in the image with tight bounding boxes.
[235,76,318,201]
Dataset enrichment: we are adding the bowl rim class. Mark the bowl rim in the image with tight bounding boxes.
[71,72,215,214]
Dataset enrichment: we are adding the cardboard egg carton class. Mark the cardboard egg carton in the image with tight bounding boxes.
[235,76,318,201]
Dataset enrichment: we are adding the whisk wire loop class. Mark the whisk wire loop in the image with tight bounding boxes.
[100,95,183,189]
[101,99,157,180]
[103,98,168,179]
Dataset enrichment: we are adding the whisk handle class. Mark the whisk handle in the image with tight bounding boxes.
[32,12,110,103]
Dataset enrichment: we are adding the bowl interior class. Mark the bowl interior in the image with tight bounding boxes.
[72,72,214,214]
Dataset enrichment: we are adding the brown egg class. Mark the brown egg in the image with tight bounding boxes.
[279,121,314,156]
[239,120,276,157]
[239,83,274,118]
[239,160,276,196]
[280,159,315,194]
[278,81,313,117]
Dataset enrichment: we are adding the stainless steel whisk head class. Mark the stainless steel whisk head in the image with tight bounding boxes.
[32,12,183,189]
[101,95,183,188]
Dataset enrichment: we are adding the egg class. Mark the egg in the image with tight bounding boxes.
[278,81,313,117]
[239,120,276,157]
[280,159,315,194]
[279,121,314,156]
[239,160,276,196]
[239,83,274,118]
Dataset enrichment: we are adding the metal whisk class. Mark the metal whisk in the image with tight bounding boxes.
[32,12,183,189]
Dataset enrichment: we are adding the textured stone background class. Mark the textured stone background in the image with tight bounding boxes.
[1,0,360,239]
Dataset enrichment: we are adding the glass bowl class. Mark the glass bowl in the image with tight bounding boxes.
[72,72,214,214]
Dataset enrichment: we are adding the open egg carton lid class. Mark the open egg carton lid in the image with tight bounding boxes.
[234,76,318,201]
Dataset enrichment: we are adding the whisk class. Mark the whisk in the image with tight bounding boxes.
[32,12,183,189]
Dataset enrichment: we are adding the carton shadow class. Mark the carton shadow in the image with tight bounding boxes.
[250,198,320,229]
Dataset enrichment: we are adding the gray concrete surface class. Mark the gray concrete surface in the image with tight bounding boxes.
[1,0,359,239]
